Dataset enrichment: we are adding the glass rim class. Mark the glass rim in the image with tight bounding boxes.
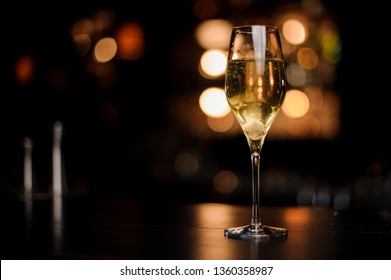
[232,25,279,33]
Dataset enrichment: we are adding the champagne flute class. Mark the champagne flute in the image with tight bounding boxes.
[224,25,288,240]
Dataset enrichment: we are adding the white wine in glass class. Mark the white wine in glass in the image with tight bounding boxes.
[224,25,288,240]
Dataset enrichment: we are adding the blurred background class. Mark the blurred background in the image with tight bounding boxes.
[1,0,390,213]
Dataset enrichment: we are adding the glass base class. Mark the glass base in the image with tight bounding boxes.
[224,224,288,240]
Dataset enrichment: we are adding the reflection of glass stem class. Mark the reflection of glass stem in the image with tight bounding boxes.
[23,137,33,199]
[53,121,63,197]
[53,121,65,252]
[23,137,33,236]
[53,195,63,252]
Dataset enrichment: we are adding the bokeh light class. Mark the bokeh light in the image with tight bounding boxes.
[193,0,219,20]
[115,22,144,61]
[282,89,310,119]
[195,19,233,49]
[199,49,227,78]
[213,170,238,194]
[93,37,117,63]
[174,151,200,177]
[14,55,35,85]
[207,113,235,133]
[199,87,230,118]
[297,47,318,70]
[282,19,307,45]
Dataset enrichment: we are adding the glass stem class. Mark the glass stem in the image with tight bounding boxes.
[250,151,262,230]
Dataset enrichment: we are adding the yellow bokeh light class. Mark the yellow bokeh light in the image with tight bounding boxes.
[282,19,307,45]
[195,19,233,49]
[94,37,117,63]
[199,87,230,118]
[297,47,318,69]
[282,89,310,118]
[207,113,235,133]
[199,49,227,78]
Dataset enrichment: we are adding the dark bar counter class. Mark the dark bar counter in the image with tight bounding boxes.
[1,193,390,260]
